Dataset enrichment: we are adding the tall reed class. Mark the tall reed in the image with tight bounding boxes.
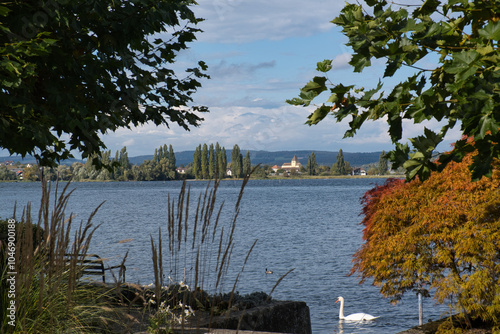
[0,179,114,333]
[150,171,257,329]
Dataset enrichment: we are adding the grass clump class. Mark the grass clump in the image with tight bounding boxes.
[0,179,122,333]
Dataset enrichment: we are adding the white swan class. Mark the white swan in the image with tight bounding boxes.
[336,296,378,321]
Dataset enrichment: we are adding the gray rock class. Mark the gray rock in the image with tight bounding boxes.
[193,301,312,334]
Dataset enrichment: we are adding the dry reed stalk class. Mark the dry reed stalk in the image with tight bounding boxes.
[109,250,129,305]
[151,232,162,307]
[7,177,105,333]
[148,171,283,334]
[151,172,255,299]
[207,238,259,328]
[228,239,258,306]
[267,268,296,301]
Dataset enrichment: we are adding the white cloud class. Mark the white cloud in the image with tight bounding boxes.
[194,0,343,43]
[101,104,396,156]
[332,53,351,70]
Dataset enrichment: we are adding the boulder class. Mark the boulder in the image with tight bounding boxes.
[192,300,312,334]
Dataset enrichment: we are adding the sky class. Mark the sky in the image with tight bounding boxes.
[3,0,462,158]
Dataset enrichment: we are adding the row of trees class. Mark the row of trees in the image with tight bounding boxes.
[2,141,392,182]
[73,145,179,181]
[1,147,391,181]
[12,143,257,182]
[303,150,389,176]
[191,143,252,180]
[192,143,227,180]
[16,145,179,182]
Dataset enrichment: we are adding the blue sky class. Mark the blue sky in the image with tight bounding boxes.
[102,0,461,157]
[3,0,462,158]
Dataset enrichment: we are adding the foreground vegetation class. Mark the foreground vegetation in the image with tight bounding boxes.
[2,148,499,333]
[1,172,297,333]
[353,146,500,332]
[289,0,500,182]
[1,0,208,168]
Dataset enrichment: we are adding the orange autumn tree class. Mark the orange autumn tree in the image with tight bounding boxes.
[353,153,500,326]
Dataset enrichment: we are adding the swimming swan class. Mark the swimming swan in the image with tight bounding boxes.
[336,296,378,321]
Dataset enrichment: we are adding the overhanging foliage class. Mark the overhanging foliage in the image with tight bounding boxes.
[354,152,500,326]
[0,0,209,167]
[287,0,500,181]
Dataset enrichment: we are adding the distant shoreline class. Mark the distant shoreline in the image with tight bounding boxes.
[0,174,403,183]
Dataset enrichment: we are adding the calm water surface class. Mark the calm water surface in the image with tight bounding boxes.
[0,179,449,333]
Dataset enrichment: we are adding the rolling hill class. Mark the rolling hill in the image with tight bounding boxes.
[128,150,383,167]
[1,150,383,168]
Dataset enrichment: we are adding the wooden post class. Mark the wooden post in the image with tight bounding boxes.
[418,292,423,326]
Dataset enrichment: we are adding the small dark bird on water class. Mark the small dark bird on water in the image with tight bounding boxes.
[265,268,273,274]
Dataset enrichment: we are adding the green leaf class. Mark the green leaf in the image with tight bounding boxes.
[298,90,322,107]
[412,128,443,153]
[302,76,327,94]
[414,0,440,17]
[306,105,332,125]
[316,59,333,73]
[326,94,338,104]
[478,114,498,139]
[388,115,402,141]
[444,50,480,81]
[350,53,371,72]
[479,21,500,41]
[286,97,306,106]
[387,143,410,171]
[384,58,401,77]
[0,5,10,16]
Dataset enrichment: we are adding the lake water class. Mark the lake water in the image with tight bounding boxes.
[0,179,450,333]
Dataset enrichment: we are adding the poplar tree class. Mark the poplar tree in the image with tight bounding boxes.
[221,147,228,179]
[215,142,223,179]
[118,146,131,180]
[307,152,318,176]
[333,149,346,175]
[158,145,164,161]
[168,145,176,171]
[243,151,251,175]
[162,144,169,163]
[153,148,159,163]
[209,143,216,179]
[201,143,209,179]
[378,150,388,175]
[192,145,201,179]
[231,145,242,178]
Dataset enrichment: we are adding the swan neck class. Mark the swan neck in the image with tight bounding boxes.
[339,298,345,319]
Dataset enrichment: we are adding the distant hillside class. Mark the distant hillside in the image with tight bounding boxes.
[2,150,383,167]
[0,155,83,165]
[129,150,383,167]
